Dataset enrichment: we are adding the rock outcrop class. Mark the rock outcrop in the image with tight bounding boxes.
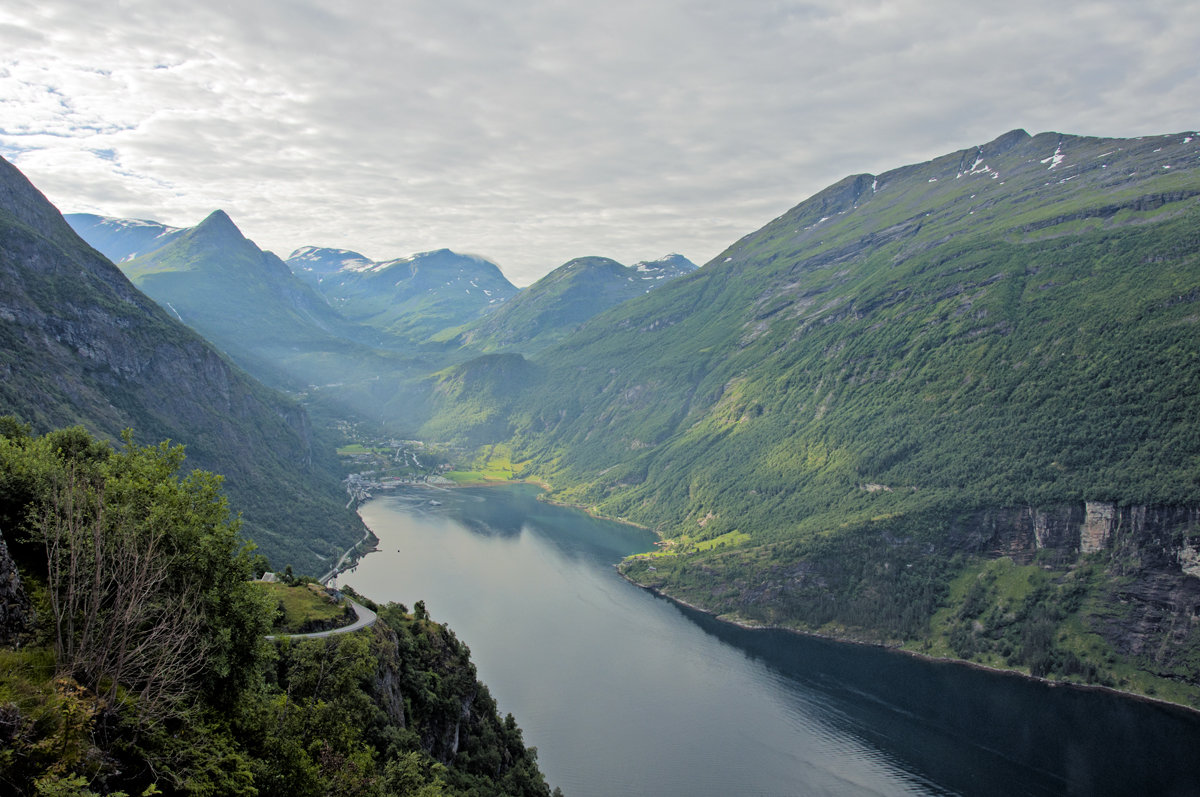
[951,501,1200,677]
[951,502,1200,567]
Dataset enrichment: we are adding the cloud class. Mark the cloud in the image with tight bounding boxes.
[2,0,1198,285]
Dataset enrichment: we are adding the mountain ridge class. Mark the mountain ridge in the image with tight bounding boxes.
[286,245,519,341]
[423,128,1200,703]
[0,155,363,574]
[64,212,187,262]
[450,253,698,354]
[109,210,408,394]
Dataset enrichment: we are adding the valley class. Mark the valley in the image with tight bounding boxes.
[48,128,1200,709]
[4,125,1200,793]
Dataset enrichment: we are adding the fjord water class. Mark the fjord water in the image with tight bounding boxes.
[344,486,1200,796]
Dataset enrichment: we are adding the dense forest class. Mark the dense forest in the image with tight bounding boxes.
[0,420,555,796]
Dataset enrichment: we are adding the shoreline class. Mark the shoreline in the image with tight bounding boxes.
[537,495,653,531]
[622,572,1200,718]
[350,478,1200,717]
[320,526,378,585]
[377,474,656,531]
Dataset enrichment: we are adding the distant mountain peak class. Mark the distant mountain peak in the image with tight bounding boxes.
[284,244,519,339]
[63,212,187,263]
[985,127,1032,153]
[194,209,244,240]
[563,255,624,269]
[631,253,699,280]
[287,246,375,274]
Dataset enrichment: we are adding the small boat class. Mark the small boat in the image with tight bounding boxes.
[430,500,442,506]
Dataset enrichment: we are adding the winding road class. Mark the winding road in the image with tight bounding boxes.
[265,596,378,641]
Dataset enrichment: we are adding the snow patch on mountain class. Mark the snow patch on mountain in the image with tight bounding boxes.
[1041,143,1065,170]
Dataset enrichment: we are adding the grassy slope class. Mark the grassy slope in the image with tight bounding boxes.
[254,581,351,632]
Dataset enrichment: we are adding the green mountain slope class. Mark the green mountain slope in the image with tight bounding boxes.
[287,246,519,341]
[422,353,541,446]
[453,254,698,354]
[118,211,378,382]
[0,155,362,574]
[432,129,1200,701]
[85,212,447,429]
[512,129,1200,520]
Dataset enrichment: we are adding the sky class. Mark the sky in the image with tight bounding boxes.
[1,1,1197,286]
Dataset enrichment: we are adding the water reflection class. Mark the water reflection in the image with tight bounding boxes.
[667,576,1200,797]
[350,487,1200,797]
[405,483,657,561]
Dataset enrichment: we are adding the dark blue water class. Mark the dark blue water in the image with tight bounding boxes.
[343,485,1200,797]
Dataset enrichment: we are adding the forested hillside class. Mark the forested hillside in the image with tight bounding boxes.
[0,423,555,796]
[428,130,1200,701]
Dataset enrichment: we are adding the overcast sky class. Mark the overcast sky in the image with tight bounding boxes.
[2,1,1197,285]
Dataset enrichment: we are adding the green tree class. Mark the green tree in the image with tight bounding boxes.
[21,428,272,720]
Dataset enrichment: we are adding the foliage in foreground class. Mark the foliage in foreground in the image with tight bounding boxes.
[0,422,554,796]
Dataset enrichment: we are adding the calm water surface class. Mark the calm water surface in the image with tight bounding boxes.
[343,486,1200,797]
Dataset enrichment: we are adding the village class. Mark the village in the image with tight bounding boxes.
[334,422,459,506]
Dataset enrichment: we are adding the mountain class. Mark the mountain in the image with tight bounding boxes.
[287,244,376,282]
[64,212,186,261]
[430,129,1200,700]
[0,155,363,574]
[454,253,698,354]
[630,253,700,281]
[119,210,365,369]
[116,212,420,388]
[68,213,446,428]
[287,246,519,341]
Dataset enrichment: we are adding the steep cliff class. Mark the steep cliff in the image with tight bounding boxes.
[364,604,551,792]
[952,502,1200,681]
[0,155,362,574]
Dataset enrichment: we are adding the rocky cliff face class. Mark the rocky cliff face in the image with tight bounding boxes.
[364,609,549,791]
[956,501,1200,566]
[954,501,1200,672]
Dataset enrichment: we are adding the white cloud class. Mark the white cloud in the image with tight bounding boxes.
[2,0,1198,285]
